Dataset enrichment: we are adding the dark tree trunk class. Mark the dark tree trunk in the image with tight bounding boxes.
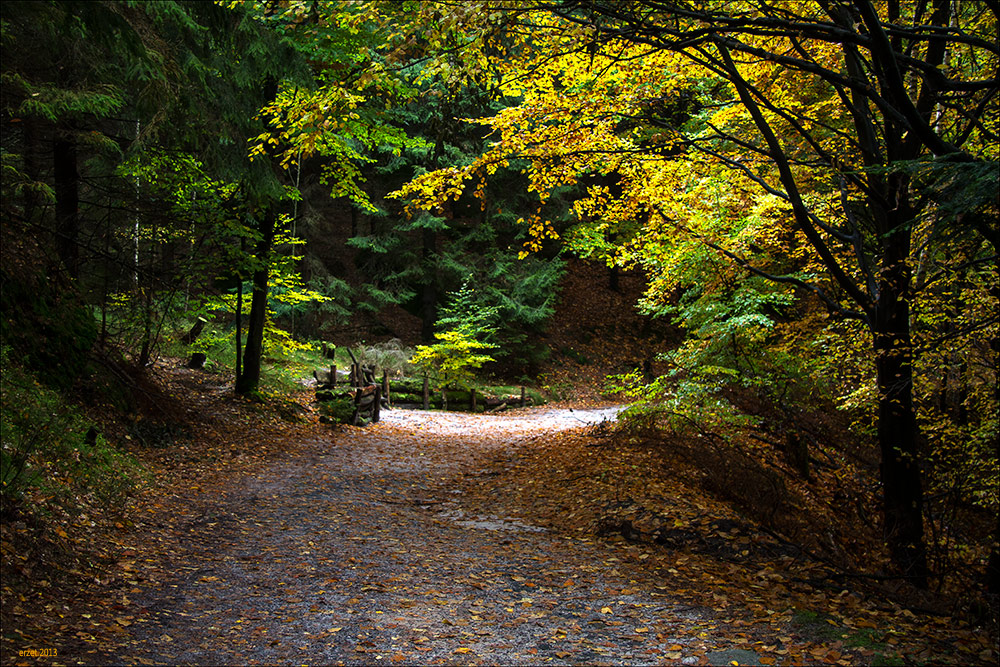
[235,216,275,396]
[235,73,282,396]
[236,262,270,395]
[235,265,243,384]
[53,135,79,278]
[873,217,927,586]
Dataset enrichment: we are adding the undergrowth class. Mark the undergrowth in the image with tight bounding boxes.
[0,346,144,521]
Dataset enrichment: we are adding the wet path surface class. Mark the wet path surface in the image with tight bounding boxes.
[100,408,732,665]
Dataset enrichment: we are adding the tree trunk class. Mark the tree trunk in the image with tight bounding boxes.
[235,217,275,396]
[53,135,79,279]
[235,73,282,396]
[873,228,928,586]
[235,264,243,385]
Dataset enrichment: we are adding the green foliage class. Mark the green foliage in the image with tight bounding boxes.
[178,314,328,397]
[614,272,826,437]
[175,238,329,375]
[412,330,497,395]
[462,251,564,367]
[267,235,333,325]
[318,395,355,424]
[0,265,97,390]
[1,1,133,126]
[303,275,355,327]
[412,280,499,393]
[99,289,186,365]
[436,278,500,345]
[0,346,142,514]
[186,310,312,370]
[116,150,240,227]
[323,55,567,360]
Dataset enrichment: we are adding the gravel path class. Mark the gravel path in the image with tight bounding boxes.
[98,408,741,666]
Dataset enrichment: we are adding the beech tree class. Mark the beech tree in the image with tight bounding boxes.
[392,0,999,585]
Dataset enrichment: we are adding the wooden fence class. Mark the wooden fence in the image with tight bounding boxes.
[314,346,531,425]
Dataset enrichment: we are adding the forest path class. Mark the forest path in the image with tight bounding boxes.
[97,407,747,666]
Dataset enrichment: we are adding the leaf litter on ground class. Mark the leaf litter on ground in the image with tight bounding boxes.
[1,358,997,666]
